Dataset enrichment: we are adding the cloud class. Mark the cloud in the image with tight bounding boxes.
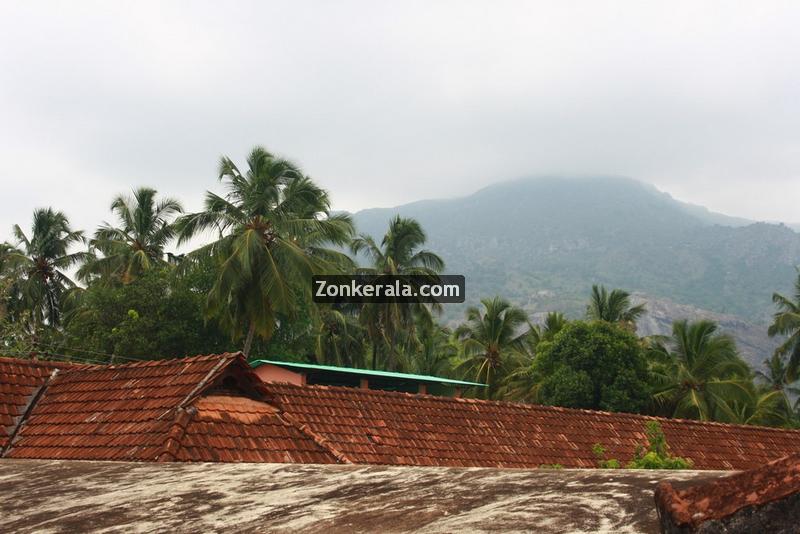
[1,0,799,247]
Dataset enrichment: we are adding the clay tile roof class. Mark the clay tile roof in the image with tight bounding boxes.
[265,383,800,470]
[173,395,337,463]
[5,354,800,469]
[0,357,80,451]
[4,354,242,461]
[655,453,800,530]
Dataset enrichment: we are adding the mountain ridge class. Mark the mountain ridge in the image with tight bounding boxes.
[350,176,800,368]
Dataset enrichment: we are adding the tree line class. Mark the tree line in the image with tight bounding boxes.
[2,146,800,428]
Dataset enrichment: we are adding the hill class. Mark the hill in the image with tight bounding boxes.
[351,176,800,366]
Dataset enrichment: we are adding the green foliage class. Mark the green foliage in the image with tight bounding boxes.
[539,367,594,407]
[712,385,795,427]
[648,320,753,421]
[261,291,318,362]
[591,444,621,469]
[407,315,458,378]
[538,464,564,469]
[626,422,693,469]
[525,312,568,354]
[533,321,651,413]
[63,267,233,360]
[586,285,646,329]
[79,187,182,284]
[455,297,528,398]
[351,215,444,371]
[313,305,368,368]
[4,208,87,328]
[593,422,692,469]
[175,146,355,356]
[768,267,800,381]
[500,312,568,402]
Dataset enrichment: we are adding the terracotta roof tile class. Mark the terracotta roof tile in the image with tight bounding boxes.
[5,354,241,461]
[2,354,340,464]
[0,357,79,451]
[266,383,800,470]
[6,354,800,469]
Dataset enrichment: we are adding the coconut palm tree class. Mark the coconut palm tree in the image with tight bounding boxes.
[351,216,444,276]
[768,268,800,381]
[753,353,800,422]
[351,216,444,371]
[80,187,182,284]
[586,285,646,329]
[0,243,17,321]
[500,312,568,402]
[176,146,354,357]
[455,297,529,398]
[713,385,793,427]
[4,208,86,328]
[314,306,367,368]
[648,319,752,421]
[527,312,568,350]
[410,315,458,377]
[756,353,799,392]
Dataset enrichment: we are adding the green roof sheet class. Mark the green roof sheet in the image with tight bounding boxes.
[250,359,486,387]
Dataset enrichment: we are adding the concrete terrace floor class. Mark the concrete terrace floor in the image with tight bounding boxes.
[0,460,729,534]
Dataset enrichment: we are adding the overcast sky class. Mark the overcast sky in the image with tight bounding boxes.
[1,1,799,244]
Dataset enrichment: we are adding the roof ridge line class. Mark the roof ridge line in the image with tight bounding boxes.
[155,406,197,462]
[156,356,232,420]
[276,410,353,464]
[1,368,59,457]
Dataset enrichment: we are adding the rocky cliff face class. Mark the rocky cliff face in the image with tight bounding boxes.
[631,294,779,369]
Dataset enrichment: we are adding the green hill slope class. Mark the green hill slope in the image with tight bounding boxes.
[351,176,800,365]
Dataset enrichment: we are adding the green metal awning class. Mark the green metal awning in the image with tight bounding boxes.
[250,359,486,387]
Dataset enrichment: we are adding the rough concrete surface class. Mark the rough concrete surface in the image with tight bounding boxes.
[0,460,727,533]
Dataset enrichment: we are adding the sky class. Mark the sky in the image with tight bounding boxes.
[1,1,799,244]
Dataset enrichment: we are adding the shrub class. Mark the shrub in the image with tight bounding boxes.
[626,421,692,469]
[592,443,621,469]
[592,421,692,469]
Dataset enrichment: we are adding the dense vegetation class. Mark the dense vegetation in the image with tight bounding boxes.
[532,321,651,414]
[2,147,800,429]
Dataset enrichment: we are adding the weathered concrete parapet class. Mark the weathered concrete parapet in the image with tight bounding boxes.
[655,453,800,533]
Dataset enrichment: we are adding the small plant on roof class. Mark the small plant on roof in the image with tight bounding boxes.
[538,463,564,469]
[592,421,692,470]
[591,443,621,469]
[626,421,693,469]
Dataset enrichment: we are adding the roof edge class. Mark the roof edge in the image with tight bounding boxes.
[251,359,486,387]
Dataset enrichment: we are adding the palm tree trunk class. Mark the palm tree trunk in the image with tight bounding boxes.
[243,320,256,358]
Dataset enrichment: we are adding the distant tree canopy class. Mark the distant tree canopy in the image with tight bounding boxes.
[532,320,651,413]
[63,259,322,361]
[586,285,646,330]
[63,266,232,360]
[79,187,182,284]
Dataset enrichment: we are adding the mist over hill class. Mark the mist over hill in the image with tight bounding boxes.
[350,176,800,367]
